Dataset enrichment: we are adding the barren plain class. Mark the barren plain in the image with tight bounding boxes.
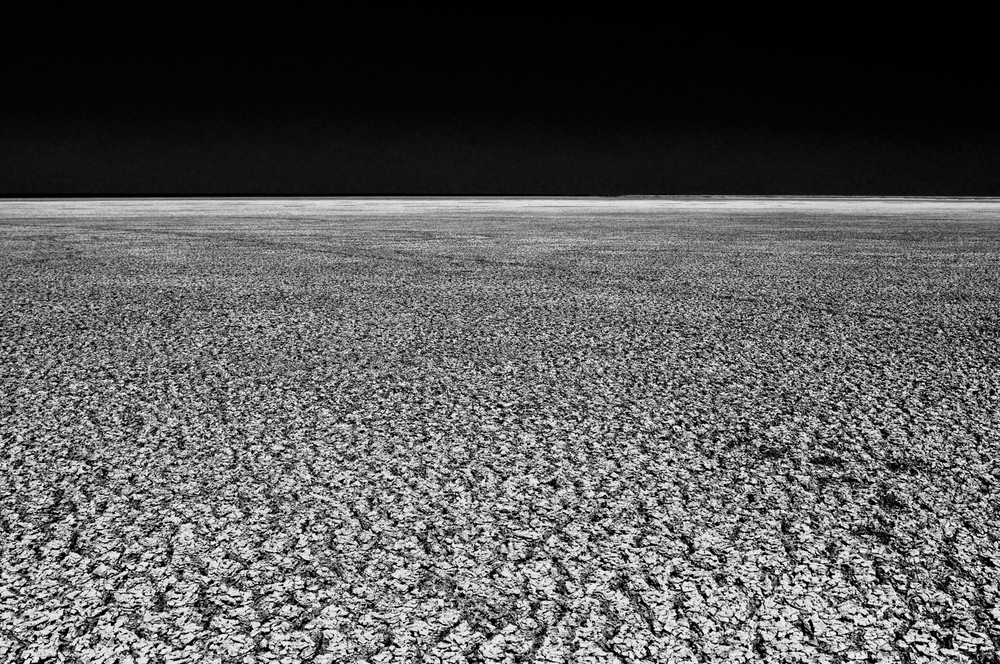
[1,198,999,663]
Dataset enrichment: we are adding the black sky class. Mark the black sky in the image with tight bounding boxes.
[2,25,996,196]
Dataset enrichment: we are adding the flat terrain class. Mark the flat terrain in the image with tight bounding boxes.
[1,198,999,664]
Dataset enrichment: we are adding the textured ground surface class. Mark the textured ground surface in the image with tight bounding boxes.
[1,198,999,664]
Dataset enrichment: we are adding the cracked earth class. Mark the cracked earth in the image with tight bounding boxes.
[1,198,999,663]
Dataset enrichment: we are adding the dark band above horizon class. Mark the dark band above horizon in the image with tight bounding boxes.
[3,32,995,197]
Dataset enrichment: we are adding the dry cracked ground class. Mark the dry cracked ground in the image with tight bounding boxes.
[1,198,999,664]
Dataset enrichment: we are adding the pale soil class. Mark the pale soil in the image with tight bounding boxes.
[1,199,999,663]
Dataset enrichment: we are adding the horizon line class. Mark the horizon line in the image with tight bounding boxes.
[4,194,1000,201]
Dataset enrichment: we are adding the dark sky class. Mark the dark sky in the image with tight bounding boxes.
[2,25,996,196]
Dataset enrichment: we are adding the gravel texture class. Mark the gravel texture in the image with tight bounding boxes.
[1,198,999,664]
